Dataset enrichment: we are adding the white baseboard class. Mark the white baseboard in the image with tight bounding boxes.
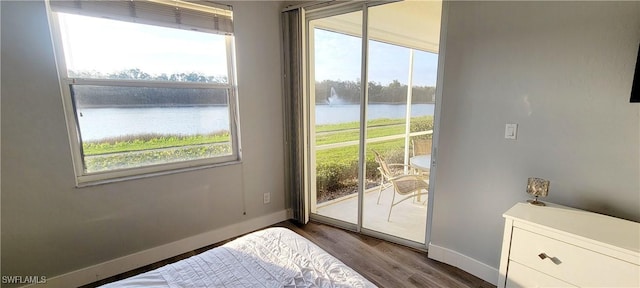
[428,243,498,285]
[29,210,290,288]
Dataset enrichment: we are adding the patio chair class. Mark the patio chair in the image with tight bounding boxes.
[373,151,429,221]
[412,138,432,157]
[411,138,432,178]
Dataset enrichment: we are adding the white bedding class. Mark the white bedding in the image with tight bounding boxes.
[101,227,377,287]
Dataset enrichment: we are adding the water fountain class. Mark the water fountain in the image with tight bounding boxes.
[327,87,345,105]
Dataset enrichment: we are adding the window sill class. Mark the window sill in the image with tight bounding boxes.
[75,159,242,188]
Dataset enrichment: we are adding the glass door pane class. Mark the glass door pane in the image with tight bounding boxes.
[362,1,441,244]
[308,11,363,224]
[410,49,438,171]
[304,1,441,245]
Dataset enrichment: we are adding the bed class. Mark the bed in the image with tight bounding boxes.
[100,227,377,287]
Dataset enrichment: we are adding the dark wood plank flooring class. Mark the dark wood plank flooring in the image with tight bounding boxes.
[84,220,495,288]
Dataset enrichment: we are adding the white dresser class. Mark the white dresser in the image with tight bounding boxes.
[498,202,640,288]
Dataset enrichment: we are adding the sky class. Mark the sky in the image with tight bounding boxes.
[314,28,439,87]
[58,13,228,78]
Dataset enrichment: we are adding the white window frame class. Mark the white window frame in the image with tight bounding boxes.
[47,1,241,186]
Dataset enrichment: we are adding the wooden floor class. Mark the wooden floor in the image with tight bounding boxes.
[84,220,495,288]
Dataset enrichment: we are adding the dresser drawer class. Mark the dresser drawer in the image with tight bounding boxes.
[505,261,575,288]
[510,227,640,287]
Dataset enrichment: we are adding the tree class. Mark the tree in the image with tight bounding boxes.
[314,79,435,105]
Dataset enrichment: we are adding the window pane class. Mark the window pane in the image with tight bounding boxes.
[410,50,438,118]
[58,13,228,83]
[410,50,437,149]
[367,40,410,140]
[311,18,363,224]
[72,85,233,173]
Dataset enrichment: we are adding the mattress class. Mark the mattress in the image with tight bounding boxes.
[101,227,377,287]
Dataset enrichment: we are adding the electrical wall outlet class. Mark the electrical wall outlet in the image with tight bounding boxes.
[505,123,518,140]
[263,192,271,204]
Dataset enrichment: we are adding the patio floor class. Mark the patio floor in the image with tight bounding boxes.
[315,185,428,243]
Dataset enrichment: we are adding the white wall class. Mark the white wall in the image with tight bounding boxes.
[431,0,640,281]
[1,0,286,283]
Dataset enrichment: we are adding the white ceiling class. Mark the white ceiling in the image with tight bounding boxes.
[312,1,442,53]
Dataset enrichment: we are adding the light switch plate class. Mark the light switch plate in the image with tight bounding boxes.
[505,123,518,140]
[263,192,271,204]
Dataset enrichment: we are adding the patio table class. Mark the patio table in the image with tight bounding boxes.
[410,154,431,171]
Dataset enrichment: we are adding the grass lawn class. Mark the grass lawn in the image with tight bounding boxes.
[83,132,230,155]
[82,116,433,182]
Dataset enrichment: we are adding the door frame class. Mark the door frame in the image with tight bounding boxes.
[305,2,365,233]
[300,1,449,251]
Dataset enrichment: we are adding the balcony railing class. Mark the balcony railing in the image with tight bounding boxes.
[316,130,432,151]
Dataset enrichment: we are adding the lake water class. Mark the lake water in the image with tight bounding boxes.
[316,103,434,124]
[78,104,435,141]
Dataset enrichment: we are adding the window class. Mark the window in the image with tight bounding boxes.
[49,0,239,185]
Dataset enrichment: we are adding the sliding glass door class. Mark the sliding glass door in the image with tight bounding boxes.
[305,1,442,246]
[308,10,363,225]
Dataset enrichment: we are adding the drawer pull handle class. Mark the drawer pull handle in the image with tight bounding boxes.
[538,252,562,264]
